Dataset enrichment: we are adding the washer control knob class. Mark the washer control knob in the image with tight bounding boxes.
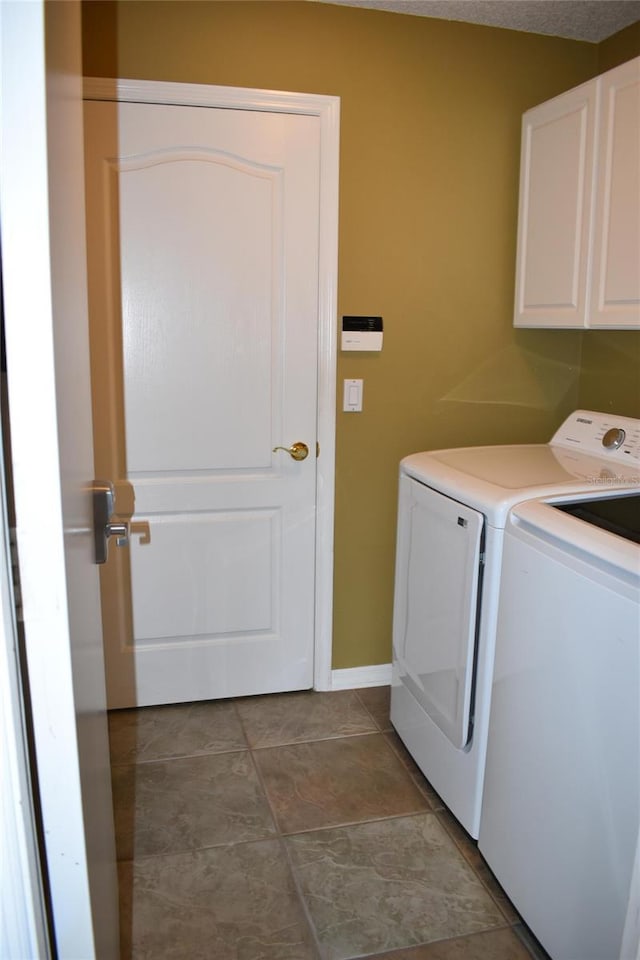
[602,427,626,450]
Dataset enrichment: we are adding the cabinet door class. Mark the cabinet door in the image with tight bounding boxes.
[589,58,640,329]
[514,80,598,328]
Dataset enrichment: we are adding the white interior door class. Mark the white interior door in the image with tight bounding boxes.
[84,94,322,708]
[0,3,118,957]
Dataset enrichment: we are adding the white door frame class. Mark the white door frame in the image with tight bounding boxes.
[83,78,339,692]
[0,458,51,959]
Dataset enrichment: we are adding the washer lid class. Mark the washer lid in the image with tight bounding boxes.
[425,444,605,488]
[401,411,640,527]
[401,444,639,527]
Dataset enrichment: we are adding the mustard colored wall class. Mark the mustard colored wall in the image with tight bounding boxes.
[598,20,640,70]
[82,1,601,670]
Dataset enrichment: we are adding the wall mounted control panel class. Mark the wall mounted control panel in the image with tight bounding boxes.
[341,316,383,351]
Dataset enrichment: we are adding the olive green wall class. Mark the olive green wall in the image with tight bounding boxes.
[82,2,622,671]
[598,20,640,70]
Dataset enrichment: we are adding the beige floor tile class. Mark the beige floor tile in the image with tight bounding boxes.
[286,813,504,960]
[108,699,247,764]
[435,809,521,924]
[118,840,319,960]
[383,730,445,809]
[236,689,378,747]
[111,690,540,960]
[355,685,393,730]
[111,751,275,859]
[254,733,429,833]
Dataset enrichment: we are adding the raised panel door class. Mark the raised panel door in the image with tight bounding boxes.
[514,80,597,328]
[84,98,320,707]
[589,57,640,329]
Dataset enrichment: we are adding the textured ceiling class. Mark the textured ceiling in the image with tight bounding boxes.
[313,0,640,42]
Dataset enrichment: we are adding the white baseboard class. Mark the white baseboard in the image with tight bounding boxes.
[329,663,392,691]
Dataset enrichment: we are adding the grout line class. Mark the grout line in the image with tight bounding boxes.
[245,738,282,837]
[279,807,440,839]
[382,731,446,810]
[249,729,392,752]
[434,809,524,928]
[277,834,325,960]
[243,723,325,958]
[352,687,382,729]
[249,729,377,750]
[109,745,252,767]
[231,697,252,750]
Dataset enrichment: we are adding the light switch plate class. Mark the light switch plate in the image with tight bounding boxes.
[343,379,363,412]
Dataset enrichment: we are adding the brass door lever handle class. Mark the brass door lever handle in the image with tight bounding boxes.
[272,441,309,461]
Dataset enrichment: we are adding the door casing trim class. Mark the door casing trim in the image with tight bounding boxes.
[83,77,339,692]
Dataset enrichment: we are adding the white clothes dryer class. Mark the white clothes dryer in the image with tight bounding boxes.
[390,409,640,838]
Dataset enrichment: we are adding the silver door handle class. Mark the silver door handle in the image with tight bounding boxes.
[92,480,130,564]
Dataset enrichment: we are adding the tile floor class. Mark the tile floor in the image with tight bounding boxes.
[109,687,550,960]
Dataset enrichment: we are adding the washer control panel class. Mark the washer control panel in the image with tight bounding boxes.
[551,410,640,464]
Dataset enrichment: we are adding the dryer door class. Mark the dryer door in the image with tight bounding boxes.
[393,477,484,749]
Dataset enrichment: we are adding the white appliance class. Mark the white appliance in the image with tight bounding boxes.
[478,490,640,960]
[390,409,640,838]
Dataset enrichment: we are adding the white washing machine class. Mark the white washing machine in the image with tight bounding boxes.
[478,489,640,960]
[390,409,640,838]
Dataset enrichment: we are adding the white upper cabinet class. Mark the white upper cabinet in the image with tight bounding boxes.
[590,58,640,328]
[514,57,640,329]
